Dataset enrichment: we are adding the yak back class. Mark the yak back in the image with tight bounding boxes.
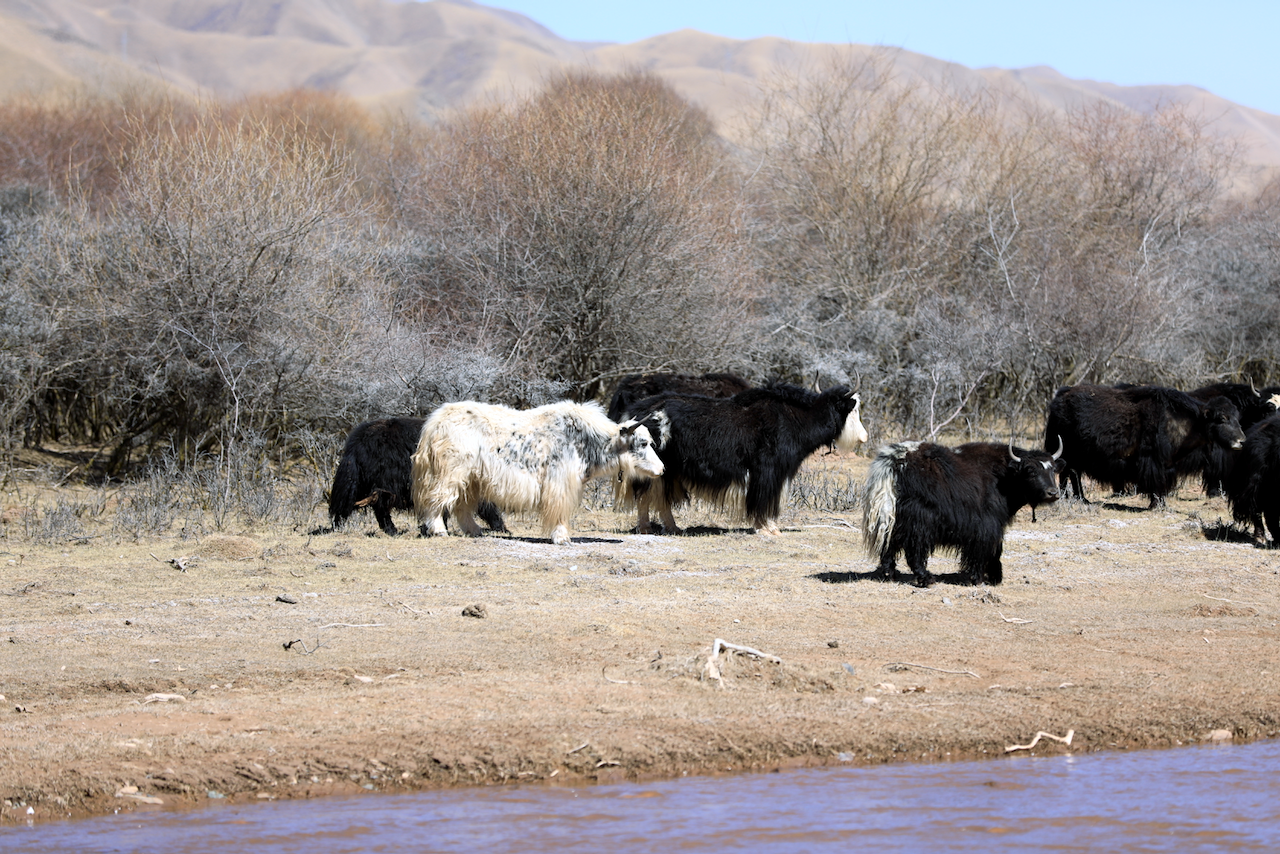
[606,371,750,422]
[1190,382,1277,430]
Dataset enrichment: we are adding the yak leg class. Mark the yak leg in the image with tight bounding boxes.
[451,499,485,537]
[645,481,682,535]
[636,486,656,535]
[372,500,399,536]
[872,553,899,582]
[420,512,448,537]
[1063,468,1088,503]
[477,500,508,533]
[967,541,1003,586]
[1264,508,1280,548]
[903,542,934,588]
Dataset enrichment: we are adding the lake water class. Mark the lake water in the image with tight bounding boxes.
[7,739,1279,853]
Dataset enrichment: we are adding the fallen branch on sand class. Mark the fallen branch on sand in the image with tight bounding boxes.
[316,623,385,629]
[150,553,190,572]
[705,638,782,686]
[283,638,326,655]
[1201,592,1265,609]
[602,666,635,685]
[884,662,979,678]
[999,612,1034,624]
[1005,729,1075,753]
[140,693,186,704]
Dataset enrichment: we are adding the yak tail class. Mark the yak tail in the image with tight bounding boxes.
[327,451,361,525]
[863,442,917,558]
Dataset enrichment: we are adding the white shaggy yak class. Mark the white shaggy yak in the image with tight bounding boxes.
[411,401,664,544]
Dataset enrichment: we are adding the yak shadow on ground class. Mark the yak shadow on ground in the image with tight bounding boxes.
[621,524,755,537]
[1199,520,1266,546]
[500,535,624,545]
[811,568,979,587]
[1100,501,1154,513]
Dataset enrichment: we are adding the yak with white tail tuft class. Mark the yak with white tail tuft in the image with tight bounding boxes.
[863,440,1064,587]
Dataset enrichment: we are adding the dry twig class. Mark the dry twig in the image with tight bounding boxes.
[602,666,634,685]
[1201,593,1265,609]
[999,612,1034,624]
[705,638,782,686]
[283,638,326,655]
[316,623,385,629]
[1005,729,1075,753]
[149,553,190,572]
[884,662,979,678]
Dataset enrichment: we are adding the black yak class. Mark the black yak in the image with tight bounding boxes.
[1223,413,1280,545]
[863,440,1064,587]
[606,371,750,422]
[1044,384,1245,508]
[620,384,868,535]
[328,416,505,535]
[1186,383,1280,496]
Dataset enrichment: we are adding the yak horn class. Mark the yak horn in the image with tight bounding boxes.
[811,370,821,392]
[1008,440,1021,462]
[1052,434,1064,460]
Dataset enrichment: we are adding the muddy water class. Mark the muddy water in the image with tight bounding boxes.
[8,740,1280,853]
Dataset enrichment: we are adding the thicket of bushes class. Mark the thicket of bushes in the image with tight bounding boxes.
[2,60,1279,501]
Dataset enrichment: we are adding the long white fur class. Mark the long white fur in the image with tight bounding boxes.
[862,441,920,558]
[412,400,663,545]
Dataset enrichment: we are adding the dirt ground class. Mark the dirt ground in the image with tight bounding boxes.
[2,450,1278,825]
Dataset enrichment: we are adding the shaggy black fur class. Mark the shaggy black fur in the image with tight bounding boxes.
[866,442,1063,587]
[1044,384,1245,508]
[606,372,750,422]
[1223,413,1280,545]
[1185,383,1280,496]
[626,383,862,530]
[328,417,506,535]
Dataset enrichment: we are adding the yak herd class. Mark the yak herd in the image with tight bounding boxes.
[326,373,1280,587]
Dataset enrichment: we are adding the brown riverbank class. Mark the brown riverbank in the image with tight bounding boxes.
[2,453,1278,823]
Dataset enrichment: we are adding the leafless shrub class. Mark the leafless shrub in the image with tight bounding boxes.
[395,69,758,399]
[744,52,1236,436]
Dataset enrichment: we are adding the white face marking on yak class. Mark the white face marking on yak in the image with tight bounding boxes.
[835,393,870,450]
[617,421,664,478]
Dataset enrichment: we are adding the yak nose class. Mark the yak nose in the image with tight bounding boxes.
[1232,439,1245,450]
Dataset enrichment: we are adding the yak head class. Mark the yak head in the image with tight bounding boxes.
[1201,398,1246,450]
[835,390,870,450]
[1008,437,1065,516]
[615,420,665,479]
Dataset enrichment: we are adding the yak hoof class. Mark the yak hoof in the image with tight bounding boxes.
[757,523,782,537]
[550,525,572,545]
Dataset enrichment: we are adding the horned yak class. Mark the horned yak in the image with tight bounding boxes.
[411,401,663,545]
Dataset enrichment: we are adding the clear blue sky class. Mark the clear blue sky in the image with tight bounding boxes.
[487,1,1280,115]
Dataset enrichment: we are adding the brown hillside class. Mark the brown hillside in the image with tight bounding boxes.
[1,0,1277,177]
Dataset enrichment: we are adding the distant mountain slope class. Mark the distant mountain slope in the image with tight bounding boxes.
[2,0,1277,177]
